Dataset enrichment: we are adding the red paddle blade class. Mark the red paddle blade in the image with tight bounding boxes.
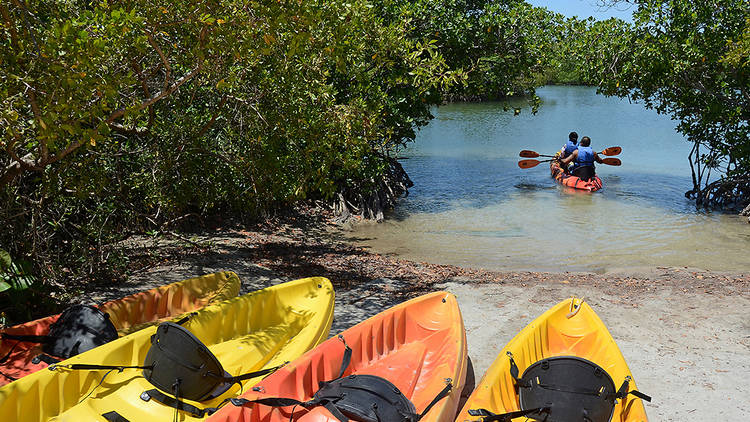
[518,159,542,169]
[601,157,621,166]
[519,150,540,158]
[600,146,622,156]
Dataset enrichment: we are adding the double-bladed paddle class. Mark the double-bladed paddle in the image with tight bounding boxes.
[519,150,555,158]
[601,157,621,166]
[517,159,554,169]
[518,157,621,169]
[519,146,622,158]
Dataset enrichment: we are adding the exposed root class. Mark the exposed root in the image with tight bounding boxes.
[332,154,413,223]
[690,176,750,214]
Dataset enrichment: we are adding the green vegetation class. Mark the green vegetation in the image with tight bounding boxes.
[578,1,750,208]
[0,0,548,321]
[2,0,747,322]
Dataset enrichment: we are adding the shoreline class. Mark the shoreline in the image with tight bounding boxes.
[80,208,749,420]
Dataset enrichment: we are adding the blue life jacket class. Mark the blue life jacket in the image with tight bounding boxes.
[562,140,578,158]
[574,146,595,170]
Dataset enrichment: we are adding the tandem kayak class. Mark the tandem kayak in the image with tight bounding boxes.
[550,157,603,192]
[0,271,240,386]
[207,291,468,422]
[0,277,334,422]
[457,298,650,422]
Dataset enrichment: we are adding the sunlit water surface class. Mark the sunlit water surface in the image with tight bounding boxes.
[350,86,750,272]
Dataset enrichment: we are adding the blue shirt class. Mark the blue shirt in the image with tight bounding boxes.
[574,146,595,169]
[562,140,578,158]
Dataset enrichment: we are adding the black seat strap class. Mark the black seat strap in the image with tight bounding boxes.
[0,370,16,382]
[141,389,221,418]
[468,407,550,422]
[217,363,286,384]
[101,410,130,422]
[230,336,452,422]
[32,353,61,365]
[49,363,153,372]
[335,335,352,379]
[173,312,197,326]
[535,382,608,396]
[506,352,526,390]
[418,381,453,419]
[612,376,651,402]
[138,364,288,418]
[0,333,49,343]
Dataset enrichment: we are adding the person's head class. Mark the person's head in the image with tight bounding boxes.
[580,136,591,147]
[569,132,578,143]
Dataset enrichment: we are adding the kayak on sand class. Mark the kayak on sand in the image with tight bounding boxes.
[207,291,468,422]
[457,297,650,422]
[0,271,240,386]
[0,277,334,422]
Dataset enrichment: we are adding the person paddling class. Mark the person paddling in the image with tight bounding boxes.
[558,136,603,181]
[560,131,579,161]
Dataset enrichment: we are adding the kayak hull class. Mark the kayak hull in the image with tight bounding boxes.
[456,298,648,422]
[0,271,240,386]
[550,159,602,192]
[208,291,468,422]
[0,277,334,422]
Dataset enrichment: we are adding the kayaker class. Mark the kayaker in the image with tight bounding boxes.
[558,136,603,181]
[560,131,578,160]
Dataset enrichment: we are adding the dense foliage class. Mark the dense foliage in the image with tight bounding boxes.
[579,1,750,208]
[374,0,571,103]
[0,0,552,320]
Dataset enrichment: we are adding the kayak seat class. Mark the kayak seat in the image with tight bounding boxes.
[572,165,596,181]
[518,356,617,422]
[229,337,453,422]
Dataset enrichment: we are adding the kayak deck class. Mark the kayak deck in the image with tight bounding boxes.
[457,298,648,421]
[0,277,334,422]
[207,291,468,422]
[0,271,240,386]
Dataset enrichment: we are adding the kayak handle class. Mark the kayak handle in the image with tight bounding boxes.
[566,297,584,319]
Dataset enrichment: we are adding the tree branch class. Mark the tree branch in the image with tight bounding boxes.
[196,94,228,138]
[0,4,18,49]
[146,30,172,91]
[26,89,48,161]
[105,65,201,124]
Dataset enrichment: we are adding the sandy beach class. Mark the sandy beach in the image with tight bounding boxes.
[83,212,750,421]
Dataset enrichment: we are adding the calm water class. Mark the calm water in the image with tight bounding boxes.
[350,86,750,272]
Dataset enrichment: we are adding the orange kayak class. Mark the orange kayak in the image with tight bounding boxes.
[550,158,602,192]
[0,271,239,386]
[207,291,468,422]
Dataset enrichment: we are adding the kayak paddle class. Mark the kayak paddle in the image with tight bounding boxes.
[519,150,555,158]
[519,157,621,169]
[599,146,622,156]
[518,159,554,169]
[601,157,621,166]
[521,146,621,159]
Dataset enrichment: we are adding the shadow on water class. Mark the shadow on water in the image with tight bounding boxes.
[514,183,557,191]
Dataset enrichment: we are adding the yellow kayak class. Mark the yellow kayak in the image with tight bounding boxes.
[0,277,335,422]
[457,298,649,422]
[0,271,240,386]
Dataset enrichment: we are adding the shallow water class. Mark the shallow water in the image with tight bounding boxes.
[350,86,750,272]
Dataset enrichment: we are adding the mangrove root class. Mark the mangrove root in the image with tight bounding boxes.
[332,154,413,223]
